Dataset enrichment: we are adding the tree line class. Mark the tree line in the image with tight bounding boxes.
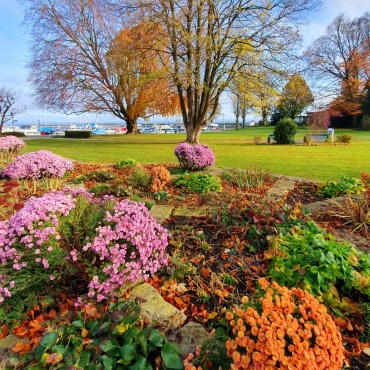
[1,1,369,140]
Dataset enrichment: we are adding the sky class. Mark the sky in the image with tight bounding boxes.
[0,0,369,126]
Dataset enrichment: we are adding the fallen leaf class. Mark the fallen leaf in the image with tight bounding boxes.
[0,324,8,339]
[201,268,211,277]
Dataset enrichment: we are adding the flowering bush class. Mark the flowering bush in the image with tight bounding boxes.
[174,142,215,171]
[225,279,344,370]
[0,189,169,312]
[147,165,172,192]
[2,150,74,180]
[0,135,26,164]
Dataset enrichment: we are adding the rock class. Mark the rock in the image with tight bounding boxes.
[0,334,29,368]
[262,178,296,203]
[173,206,210,217]
[149,204,174,224]
[168,322,210,357]
[129,283,186,330]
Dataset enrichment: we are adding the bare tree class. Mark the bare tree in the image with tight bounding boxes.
[0,86,25,133]
[23,0,178,134]
[113,0,320,143]
[305,12,370,125]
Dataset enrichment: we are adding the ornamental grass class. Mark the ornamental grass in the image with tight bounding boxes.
[225,279,344,370]
[0,136,26,164]
[174,142,215,171]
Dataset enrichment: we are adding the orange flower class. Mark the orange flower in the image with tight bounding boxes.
[226,311,234,321]
[251,351,262,363]
[241,296,249,304]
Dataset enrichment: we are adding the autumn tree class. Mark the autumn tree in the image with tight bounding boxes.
[305,12,370,125]
[115,0,320,143]
[277,74,314,119]
[0,86,25,133]
[24,0,178,134]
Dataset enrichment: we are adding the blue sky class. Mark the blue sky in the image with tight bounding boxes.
[1,0,369,125]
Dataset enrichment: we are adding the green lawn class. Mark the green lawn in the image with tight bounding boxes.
[24,127,370,180]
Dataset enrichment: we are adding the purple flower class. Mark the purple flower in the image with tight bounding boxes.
[2,150,74,179]
[0,136,26,152]
[174,142,215,170]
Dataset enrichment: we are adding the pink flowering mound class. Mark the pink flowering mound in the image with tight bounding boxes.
[0,189,169,306]
[174,142,215,171]
[0,135,26,152]
[0,135,26,164]
[2,150,74,179]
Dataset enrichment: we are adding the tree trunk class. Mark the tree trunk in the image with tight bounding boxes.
[125,117,140,134]
[185,123,203,144]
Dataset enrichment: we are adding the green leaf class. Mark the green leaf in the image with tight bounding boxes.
[129,355,152,370]
[101,355,113,370]
[138,335,148,356]
[309,266,318,274]
[100,340,117,353]
[120,344,136,364]
[149,329,165,347]
[40,332,58,348]
[72,320,84,329]
[77,351,91,367]
[161,343,183,369]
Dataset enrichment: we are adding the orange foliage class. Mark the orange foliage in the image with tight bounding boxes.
[146,165,171,192]
[225,279,344,370]
[108,22,180,121]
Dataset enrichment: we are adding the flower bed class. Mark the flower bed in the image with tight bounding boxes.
[174,142,215,171]
[2,150,74,179]
[0,189,169,310]
[0,136,26,164]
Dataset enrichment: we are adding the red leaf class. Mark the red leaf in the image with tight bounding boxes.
[201,268,211,277]
[0,324,8,339]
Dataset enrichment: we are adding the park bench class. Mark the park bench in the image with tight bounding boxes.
[303,133,329,143]
[267,134,275,143]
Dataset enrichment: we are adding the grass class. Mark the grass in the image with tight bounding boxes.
[23,127,370,180]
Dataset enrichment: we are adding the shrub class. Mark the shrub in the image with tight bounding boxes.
[114,158,139,169]
[0,189,169,320]
[64,130,92,138]
[267,221,370,310]
[147,165,171,192]
[21,300,183,369]
[224,279,344,369]
[0,131,25,137]
[360,115,370,130]
[335,133,352,143]
[253,137,262,145]
[174,142,215,171]
[318,176,365,198]
[0,135,26,164]
[128,167,152,189]
[273,118,297,144]
[2,150,74,180]
[173,172,222,194]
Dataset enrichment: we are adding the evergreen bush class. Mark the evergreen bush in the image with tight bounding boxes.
[273,118,297,144]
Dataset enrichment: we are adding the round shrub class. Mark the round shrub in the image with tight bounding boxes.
[173,172,222,194]
[225,279,344,370]
[0,189,169,308]
[273,118,297,144]
[174,142,215,171]
[2,150,74,179]
[147,165,172,192]
[114,158,139,169]
[0,135,26,164]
